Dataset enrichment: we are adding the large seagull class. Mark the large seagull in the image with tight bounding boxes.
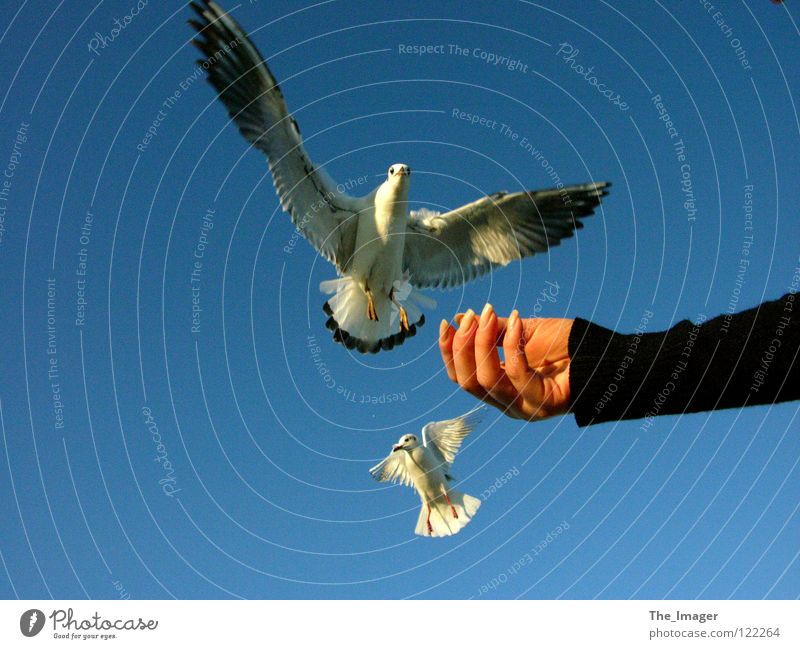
[190,1,611,353]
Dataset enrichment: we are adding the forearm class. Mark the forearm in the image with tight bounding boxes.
[567,293,800,427]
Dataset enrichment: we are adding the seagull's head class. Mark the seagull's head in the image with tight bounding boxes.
[386,163,411,186]
[392,433,419,452]
[377,163,411,214]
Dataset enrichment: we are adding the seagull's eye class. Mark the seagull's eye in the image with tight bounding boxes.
[407,168,412,175]
[389,166,395,175]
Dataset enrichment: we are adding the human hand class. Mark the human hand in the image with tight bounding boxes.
[438,304,573,421]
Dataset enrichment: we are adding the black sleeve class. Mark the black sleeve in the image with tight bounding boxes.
[567,293,800,427]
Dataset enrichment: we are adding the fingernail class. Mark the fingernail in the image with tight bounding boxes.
[439,319,449,337]
[509,309,520,329]
[460,309,476,331]
[480,303,493,326]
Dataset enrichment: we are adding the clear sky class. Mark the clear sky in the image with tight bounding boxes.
[0,0,798,599]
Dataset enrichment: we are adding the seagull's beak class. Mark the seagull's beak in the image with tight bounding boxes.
[395,168,407,177]
[392,444,403,452]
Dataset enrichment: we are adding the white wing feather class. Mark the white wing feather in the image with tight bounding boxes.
[191,1,366,271]
[421,405,484,469]
[369,451,414,487]
[403,183,610,288]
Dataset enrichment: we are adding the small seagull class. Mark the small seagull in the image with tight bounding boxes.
[190,2,611,353]
[370,407,484,537]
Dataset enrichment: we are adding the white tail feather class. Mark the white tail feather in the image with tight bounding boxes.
[415,490,481,537]
[320,276,431,353]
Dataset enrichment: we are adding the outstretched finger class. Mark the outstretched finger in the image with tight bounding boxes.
[439,319,457,382]
[475,305,517,401]
[502,310,539,399]
[452,309,482,396]
[443,314,513,413]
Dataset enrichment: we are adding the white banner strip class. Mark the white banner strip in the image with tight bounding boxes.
[1,600,797,647]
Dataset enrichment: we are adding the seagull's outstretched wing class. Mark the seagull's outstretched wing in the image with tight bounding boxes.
[421,405,484,469]
[369,451,414,487]
[190,1,364,271]
[403,182,610,289]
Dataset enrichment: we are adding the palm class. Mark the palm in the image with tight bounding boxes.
[499,317,572,419]
[441,308,573,421]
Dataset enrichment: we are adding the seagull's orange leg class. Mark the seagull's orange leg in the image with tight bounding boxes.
[364,281,379,321]
[443,491,458,519]
[390,287,410,332]
[398,308,410,332]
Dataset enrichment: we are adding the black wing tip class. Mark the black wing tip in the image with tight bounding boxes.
[188,0,275,104]
[189,0,218,25]
[188,1,236,46]
[525,181,612,208]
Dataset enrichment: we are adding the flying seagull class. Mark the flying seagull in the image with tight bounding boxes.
[370,406,484,537]
[190,2,611,353]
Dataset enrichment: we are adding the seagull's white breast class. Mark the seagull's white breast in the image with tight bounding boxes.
[351,181,408,292]
[406,446,447,500]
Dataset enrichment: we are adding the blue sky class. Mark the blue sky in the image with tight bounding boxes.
[0,0,798,599]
